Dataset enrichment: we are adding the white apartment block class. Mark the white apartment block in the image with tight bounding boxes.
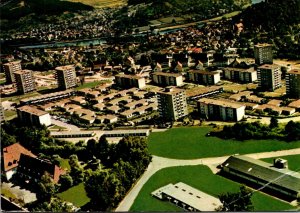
[254,43,273,65]
[223,67,257,83]
[187,70,220,85]
[152,72,183,86]
[55,65,77,90]
[17,105,52,126]
[115,74,146,89]
[286,69,300,99]
[3,61,22,83]
[14,70,36,94]
[197,98,246,122]
[257,64,281,91]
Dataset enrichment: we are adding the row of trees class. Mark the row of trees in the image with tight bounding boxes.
[212,120,300,141]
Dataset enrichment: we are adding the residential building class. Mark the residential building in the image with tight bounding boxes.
[286,69,300,98]
[14,70,36,94]
[197,98,246,121]
[3,61,22,83]
[223,67,257,83]
[157,87,188,121]
[152,182,222,211]
[17,154,66,184]
[254,43,273,65]
[152,72,183,86]
[186,86,223,100]
[288,100,300,111]
[221,155,300,199]
[17,105,51,126]
[187,70,220,85]
[2,143,36,180]
[257,64,281,91]
[115,74,146,89]
[55,65,77,90]
[0,104,4,123]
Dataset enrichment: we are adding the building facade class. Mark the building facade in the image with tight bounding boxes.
[55,65,77,90]
[187,70,220,85]
[115,74,146,89]
[157,87,188,121]
[197,98,246,121]
[257,64,282,91]
[3,61,22,84]
[14,70,36,94]
[254,43,273,65]
[17,105,51,126]
[286,69,300,99]
[223,67,257,83]
[152,72,183,86]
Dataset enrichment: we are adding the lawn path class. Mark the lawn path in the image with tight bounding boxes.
[115,148,300,211]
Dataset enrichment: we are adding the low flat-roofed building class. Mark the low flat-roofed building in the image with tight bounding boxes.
[39,102,56,111]
[198,98,246,121]
[93,103,106,111]
[17,105,51,126]
[229,91,252,101]
[288,100,300,110]
[50,131,96,138]
[223,67,257,83]
[70,96,86,105]
[106,105,121,114]
[124,100,148,110]
[243,102,259,110]
[80,114,95,124]
[267,100,282,107]
[115,74,146,89]
[64,104,82,112]
[186,86,223,100]
[247,95,264,104]
[187,70,221,85]
[256,104,282,115]
[152,182,222,211]
[152,72,184,86]
[103,129,150,137]
[221,155,300,199]
[96,114,118,124]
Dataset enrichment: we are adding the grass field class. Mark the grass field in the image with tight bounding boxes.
[130,165,293,211]
[57,183,90,207]
[75,80,111,90]
[148,127,300,159]
[261,155,300,172]
[58,158,71,170]
[66,0,125,8]
[4,110,17,118]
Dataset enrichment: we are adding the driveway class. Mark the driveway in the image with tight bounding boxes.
[50,118,80,131]
[115,148,300,211]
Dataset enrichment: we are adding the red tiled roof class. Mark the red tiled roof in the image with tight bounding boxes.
[53,165,66,183]
[2,143,36,172]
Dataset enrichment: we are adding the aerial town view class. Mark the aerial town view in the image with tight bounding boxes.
[1,0,300,212]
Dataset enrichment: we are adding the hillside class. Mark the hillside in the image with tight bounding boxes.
[0,0,93,20]
[66,0,126,8]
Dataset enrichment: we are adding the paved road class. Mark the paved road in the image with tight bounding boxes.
[50,118,80,131]
[115,148,300,211]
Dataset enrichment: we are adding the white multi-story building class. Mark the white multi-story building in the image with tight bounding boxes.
[257,64,281,91]
[55,65,77,90]
[17,105,52,126]
[223,67,257,83]
[254,43,273,65]
[115,74,146,89]
[197,98,246,121]
[3,61,22,83]
[152,72,183,86]
[14,70,36,94]
[187,70,221,85]
[157,87,188,121]
[286,69,300,99]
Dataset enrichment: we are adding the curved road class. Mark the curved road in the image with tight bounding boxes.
[115,148,300,211]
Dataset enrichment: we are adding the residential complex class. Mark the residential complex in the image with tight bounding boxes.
[17,105,52,126]
[152,72,183,86]
[223,67,257,83]
[286,69,300,99]
[257,64,281,91]
[254,43,273,65]
[221,155,300,199]
[3,61,22,84]
[14,70,36,94]
[115,74,146,89]
[0,104,4,123]
[157,87,188,121]
[197,98,246,121]
[187,70,220,85]
[55,65,77,90]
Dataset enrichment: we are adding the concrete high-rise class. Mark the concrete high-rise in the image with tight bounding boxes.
[3,61,22,84]
[257,64,281,91]
[286,69,300,99]
[55,65,77,90]
[254,44,273,65]
[157,87,188,121]
[14,70,36,94]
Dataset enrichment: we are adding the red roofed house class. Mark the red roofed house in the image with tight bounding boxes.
[2,143,37,180]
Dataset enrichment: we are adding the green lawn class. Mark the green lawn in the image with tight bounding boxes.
[130,165,293,211]
[4,110,17,118]
[57,183,90,207]
[261,155,300,171]
[58,158,70,170]
[148,127,300,159]
[75,80,111,90]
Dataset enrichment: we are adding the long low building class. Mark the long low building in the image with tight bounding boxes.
[20,89,75,105]
[17,105,51,126]
[186,86,223,100]
[152,182,222,211]
[221,155,300,199]
[152,72,183,86]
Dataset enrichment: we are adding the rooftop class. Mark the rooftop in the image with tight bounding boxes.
[153,71,182,77]
[188,70,220,75]
[21,89,74,103]
[198,98,245,109]
[288,100,300,108]
[223,67,256,73]
[288,69,300,75]
[17,105,49,116]
[115,74,144,79]
[157,86,185,95]
[186,86,223,98]
[258,64,280,70]
[14,70,32,75]
[255,43,272,48]
[55,65,75,71]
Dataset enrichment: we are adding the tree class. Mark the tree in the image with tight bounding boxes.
[1,128,16,147]
[58,174,73,191]
[36,172,56,201]
[217,185,254,211]
[69,154,84,184]
[85,169,125,210]
[269,117,279,129]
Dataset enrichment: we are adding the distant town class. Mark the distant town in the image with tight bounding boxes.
[1,0,300,212]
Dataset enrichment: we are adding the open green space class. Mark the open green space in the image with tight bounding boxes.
[261,155,300,172]
[130,165,293,211]
[58,158,71,170]
[148,127,300,159]
[1,91,41,104]
[4,110,17,118]
[57,183,90,207]
[75,80,111,90]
